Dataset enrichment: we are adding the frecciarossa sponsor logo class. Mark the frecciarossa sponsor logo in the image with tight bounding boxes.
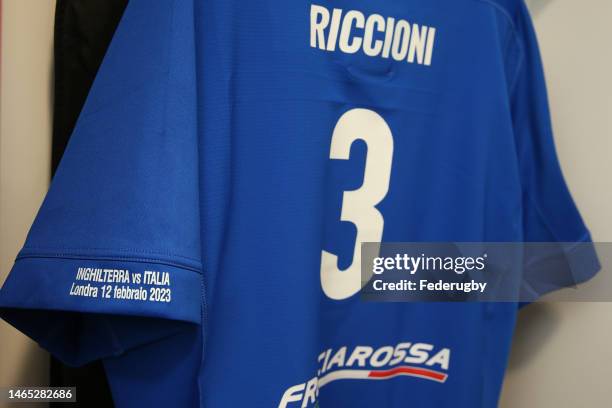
[279,342,451,407]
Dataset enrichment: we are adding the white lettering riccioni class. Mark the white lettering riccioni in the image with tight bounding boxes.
[310,4,437,66]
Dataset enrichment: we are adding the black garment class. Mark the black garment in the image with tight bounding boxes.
[52,0,128,173]
[51,1,128,407]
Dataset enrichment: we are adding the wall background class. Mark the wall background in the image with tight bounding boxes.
[500,0,612,406]
[0,1,55,404]
[0,0,610,407]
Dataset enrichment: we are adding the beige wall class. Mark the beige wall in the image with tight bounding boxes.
[0,0,609,407]
[501,0,612,407]
[0,0,56,399]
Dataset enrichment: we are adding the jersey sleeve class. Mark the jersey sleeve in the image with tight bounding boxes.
[0,0,203,366]
[509,2,600,300]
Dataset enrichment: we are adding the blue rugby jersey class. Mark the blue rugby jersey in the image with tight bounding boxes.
[0,1,598,407]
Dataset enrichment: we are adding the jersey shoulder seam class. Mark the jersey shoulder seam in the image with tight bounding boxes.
[473,0,519,33]
[474,0,525,93]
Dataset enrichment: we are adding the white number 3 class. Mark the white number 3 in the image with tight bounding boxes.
[321,108,394,300]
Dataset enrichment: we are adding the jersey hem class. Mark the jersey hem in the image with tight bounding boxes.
[0,255,203,366]
[520,233,601,302]
[18,247,202,271]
